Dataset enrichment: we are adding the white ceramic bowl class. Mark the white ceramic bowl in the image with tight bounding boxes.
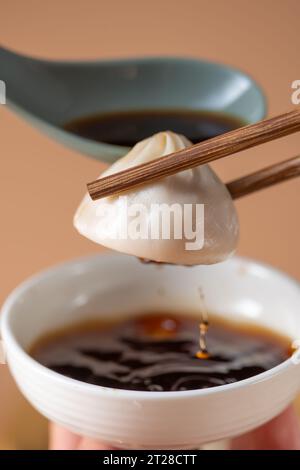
[1,254,300,449]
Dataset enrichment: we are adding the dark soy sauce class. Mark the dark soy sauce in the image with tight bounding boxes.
[63,110,244,147]
[31,313,291,392]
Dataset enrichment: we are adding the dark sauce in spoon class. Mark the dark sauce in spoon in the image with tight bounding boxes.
[31,313,291,392]
[63,109,244,147]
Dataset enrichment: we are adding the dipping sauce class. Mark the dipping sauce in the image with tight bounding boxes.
[63,110,244,147]
[31,313,291,392]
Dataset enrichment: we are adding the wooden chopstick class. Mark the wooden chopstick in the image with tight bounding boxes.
[87,110,300,200]
[227,155,300,199]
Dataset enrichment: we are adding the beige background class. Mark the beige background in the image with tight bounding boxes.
[0,0,300,449]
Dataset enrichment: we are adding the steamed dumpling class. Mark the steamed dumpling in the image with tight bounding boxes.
[74,131,239,265]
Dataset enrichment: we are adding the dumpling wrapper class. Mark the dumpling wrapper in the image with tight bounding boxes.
[74,131,239,265]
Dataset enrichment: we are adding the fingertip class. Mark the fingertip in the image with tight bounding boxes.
[49,422,81,450]
[77,437,116,450]
[231,405,300,450]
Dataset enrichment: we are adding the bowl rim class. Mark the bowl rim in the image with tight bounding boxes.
[1,253,298,401]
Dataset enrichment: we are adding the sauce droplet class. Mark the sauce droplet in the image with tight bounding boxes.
[196,288,210,359]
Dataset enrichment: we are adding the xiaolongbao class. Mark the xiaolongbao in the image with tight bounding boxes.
[74,131,239,265]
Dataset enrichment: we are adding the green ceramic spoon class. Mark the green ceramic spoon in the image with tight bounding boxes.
[0,46,266,163]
